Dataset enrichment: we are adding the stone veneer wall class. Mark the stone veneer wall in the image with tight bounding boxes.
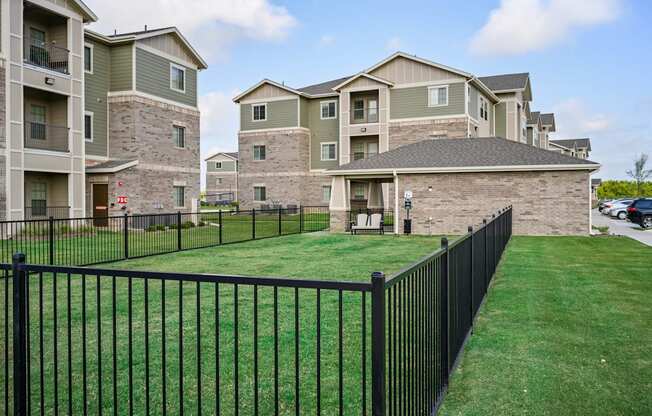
[206,172,237,203]
[394,170,591,236]
[388,117,469,150]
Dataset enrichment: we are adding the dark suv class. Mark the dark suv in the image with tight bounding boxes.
[627,198,652,229]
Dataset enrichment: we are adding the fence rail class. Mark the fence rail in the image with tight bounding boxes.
[2,206,512,415]
[0,206,330,267]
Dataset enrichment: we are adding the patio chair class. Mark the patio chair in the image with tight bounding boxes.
[350,213,384,235]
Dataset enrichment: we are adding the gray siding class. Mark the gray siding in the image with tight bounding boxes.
[307,99,339,170]
[240,99,298,131]
[495,102,507,138]
[207,160,237,172]
[110,45,133,91]
[135,48,198,107]
[84,39,110,157]
[390,82,465,119]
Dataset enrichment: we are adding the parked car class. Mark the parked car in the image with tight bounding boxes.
[627,198,652,229]
[608,200,635,219]
[598,199,616,212]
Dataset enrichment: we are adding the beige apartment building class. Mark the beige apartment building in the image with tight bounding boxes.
[0,0,206,221]
[233,52,559,210]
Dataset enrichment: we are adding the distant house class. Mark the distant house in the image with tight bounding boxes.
[205,152,238,203]
[591,178,602,202]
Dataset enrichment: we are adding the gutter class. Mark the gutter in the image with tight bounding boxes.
[327,163,602,176]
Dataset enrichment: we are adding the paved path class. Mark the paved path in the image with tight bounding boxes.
[592,209,652,246]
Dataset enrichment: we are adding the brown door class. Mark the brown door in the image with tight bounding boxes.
[92,184,109,227]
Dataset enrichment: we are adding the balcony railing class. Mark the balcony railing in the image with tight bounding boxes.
[25,206,70,220]
[23,37,69,74]
[351,107,379,124]
[350,151,378,161]
[24,121,70,152]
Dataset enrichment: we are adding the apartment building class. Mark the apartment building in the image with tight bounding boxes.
[205,151,238,203]
[0,0,206,221]
[233,52,560,209]
[549,138,592,159]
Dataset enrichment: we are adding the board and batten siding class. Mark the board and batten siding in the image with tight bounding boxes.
[308,98,339,170]
[84,38,110,157]
[207,160,237,172]
[495,102,507,138]
[135,47,198,107]
[110,45,133,91]
[390,82,465,119]
[240,99,298,131]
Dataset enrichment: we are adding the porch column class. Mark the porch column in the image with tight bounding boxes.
[367,181,383,209]
[329,176,350,233]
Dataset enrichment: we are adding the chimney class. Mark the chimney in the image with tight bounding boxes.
[114,29,117,35]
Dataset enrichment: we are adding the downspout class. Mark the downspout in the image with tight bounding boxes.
[393,170,399,235]
[465,79,470,137]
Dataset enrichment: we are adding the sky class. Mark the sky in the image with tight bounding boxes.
[85,0,652,186]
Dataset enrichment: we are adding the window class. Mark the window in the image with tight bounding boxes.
[320,101,337,119]
[353,100,365,120]
[30,104,46,140]
[173,125,185,148]
[367,99,378,123]
[216,178,223,185]
[322,185,331,203]
[84,112,93,142]
[320,143,337,161]
[479,97,488,121]
[253,145,266,161]
[170,64,186,92]
[428,85,448,107]
[215,162,222,169]
[252,103,267,121]
[31,183,47,217]
[254,186,266,202]
[84,44,93,73]
[353,184,365,200]
[173,186,185,208]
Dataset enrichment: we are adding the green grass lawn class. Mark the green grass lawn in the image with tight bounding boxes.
[1,233,441,416]
[438,236,652,416]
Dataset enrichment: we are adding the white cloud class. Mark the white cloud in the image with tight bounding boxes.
[385,37,402,51]
[319,35,335,46]
[85,0,296,61]
[552,98,611,137]
[469,0,622,56]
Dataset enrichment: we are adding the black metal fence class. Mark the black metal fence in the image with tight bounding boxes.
[0,206,330,267]
[2,206,512,415]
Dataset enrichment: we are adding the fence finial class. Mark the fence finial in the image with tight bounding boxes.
[468,225,473,233]
[441,236,448,249]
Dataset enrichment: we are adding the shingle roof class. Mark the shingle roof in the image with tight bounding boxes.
[550,138,592,151]
[225,152,239,159]
[592,178,602,186]
[328,138,598,172]
[86,159,138,173]
[540,113,556,131]
[205,152,238,161]
[527,111,541,125]
[478,73,529,92]
[108,26,176,37]
[297,76,351,96]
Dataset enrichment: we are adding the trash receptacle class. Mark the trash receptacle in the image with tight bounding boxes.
[403,219,412,235]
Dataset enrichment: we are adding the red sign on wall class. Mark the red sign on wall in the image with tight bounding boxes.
[117,196,128,204]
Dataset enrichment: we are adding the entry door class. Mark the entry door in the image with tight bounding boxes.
[92,184,109,227]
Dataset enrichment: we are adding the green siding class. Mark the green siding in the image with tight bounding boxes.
[84,39,110,157]
[469,85,479,120]
[240,99,298,131]
[390,82,465,119]
[135,48,198,107]
[308,98,339,170]
[110,45,133,91]
[495,102,507,138]
[300,98,309,128]
[207,160,237,172]
[526,127,533,145]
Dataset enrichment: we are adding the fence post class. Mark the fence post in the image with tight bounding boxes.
[12,253,28,416]
[299,205,304,233]
[440,237,450,381]
[177,211,182,251]
[49,216,54,265]
[218,210,223,245]
[278,206,282,236]
[252,209,256,240]
[124,213,129,259]
[492,214,497,273]
[468,225,474,327]
[370,271,386,416]
[483,219,488,294]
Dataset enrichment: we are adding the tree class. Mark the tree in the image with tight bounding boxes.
[626,154,652,196]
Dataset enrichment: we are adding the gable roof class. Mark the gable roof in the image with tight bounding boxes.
[527,111,541,125]
[540,113,556,131]
[85,27,207,69]
[328,137,599,175]
[297,76,350,96]
[478,73,529,92]
[232,79,304,103]
[70,0,98,22]
[205,152,238,161]
[551,138,592,151]
[332,72,394,91]
[366,51,473,79]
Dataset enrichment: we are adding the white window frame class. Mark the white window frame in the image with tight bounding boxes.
[253,185,267,202]
[172,125,186,149]
[215,161,222,169]
[322,185,332,203]
[84,111,94,142]
[320,100,337,120]
[253,144,266,161]
[173,186,186,209]
[320,142,337,161]
[84,43,93,74]
[252,103,267,122]
[427,85,449,107]
[170,63,186,93]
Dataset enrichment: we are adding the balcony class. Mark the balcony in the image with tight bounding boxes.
[23,37,69,74]
[23,1,70,75]
[350,151,379,161]
[23,86,69,152]
[24,171,70,220]
[24,122,69,152]
[350,90,379,125]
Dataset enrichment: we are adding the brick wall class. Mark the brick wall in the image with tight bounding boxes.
[388,117,468,150]
[394,170,591,236]
[206,172,237,202]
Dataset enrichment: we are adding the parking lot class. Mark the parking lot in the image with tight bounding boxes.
[593,209,652,246]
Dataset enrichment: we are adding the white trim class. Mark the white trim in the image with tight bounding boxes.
[23,63,72,80]
[170,63,186,93]
[239,126,311,134]
[329,163,601,176]
[84,42,94,74]
[251,103,267,122]
[320,142,338,161]
[240,95,298,105]
[320,100,338,120]
[332,72,394,91]
[86,160,139,174]
[388,114,467,123]
[427,85,449,107]
[136,44,198,70]
[204,152,238,162]
[84,111,94,142]
[107,90,199,112]
[365,52,473,79]
[233,79,303,102]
